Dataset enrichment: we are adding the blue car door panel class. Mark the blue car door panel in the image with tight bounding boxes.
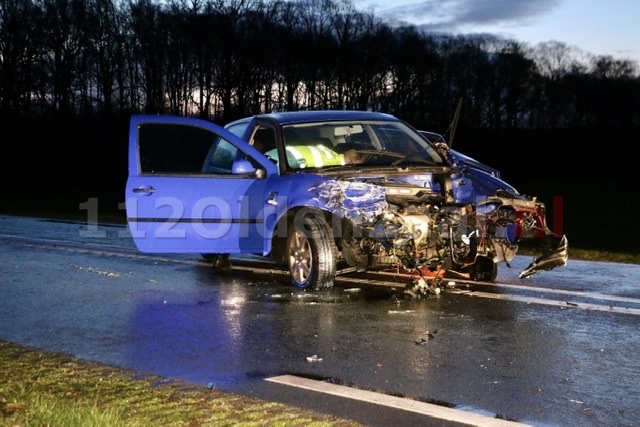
[125,115,276,254]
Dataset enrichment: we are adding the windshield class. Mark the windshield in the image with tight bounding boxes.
[276,121,446,170]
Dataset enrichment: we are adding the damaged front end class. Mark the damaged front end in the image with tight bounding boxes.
[476,193,569,279]
[313,153,567,281]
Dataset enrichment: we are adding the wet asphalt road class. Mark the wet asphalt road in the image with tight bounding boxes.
[1,214,640,426]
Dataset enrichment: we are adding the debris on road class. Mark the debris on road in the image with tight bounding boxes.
[415,330,438,345]
[71,264,122,278]
[405,276,443,298]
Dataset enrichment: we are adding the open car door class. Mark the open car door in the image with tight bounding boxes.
[125,115,277,255]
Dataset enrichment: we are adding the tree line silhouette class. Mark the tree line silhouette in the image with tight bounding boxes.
[1,0,638,130]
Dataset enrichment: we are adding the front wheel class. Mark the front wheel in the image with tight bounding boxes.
[287,213,336,290]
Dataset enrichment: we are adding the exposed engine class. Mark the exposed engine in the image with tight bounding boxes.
[342,200,497,277]
[338,179,547,281]
[315,177,566,281]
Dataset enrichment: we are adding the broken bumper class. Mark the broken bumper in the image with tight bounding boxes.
[519,235,568,279]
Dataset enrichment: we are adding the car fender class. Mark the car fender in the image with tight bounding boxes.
[262,174,388,255]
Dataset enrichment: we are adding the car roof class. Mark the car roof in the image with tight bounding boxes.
[235,110,400,126]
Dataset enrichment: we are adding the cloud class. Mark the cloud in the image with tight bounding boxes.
[355,0,562,31]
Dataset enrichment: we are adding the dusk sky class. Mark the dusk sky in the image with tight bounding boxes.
[351,0,640,64]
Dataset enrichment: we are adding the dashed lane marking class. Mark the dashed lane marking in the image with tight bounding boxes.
[265,374,531,427]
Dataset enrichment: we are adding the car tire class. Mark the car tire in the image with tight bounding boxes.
[469,256,498,282]
[287,212,336,290]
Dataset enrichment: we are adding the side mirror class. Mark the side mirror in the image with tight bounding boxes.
[231,159,265,178]
[231,159,256,174]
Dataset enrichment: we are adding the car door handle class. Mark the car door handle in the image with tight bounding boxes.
[132,186,156,195]
[265,191,278,206]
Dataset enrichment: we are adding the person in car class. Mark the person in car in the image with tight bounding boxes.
[264,143,362,168]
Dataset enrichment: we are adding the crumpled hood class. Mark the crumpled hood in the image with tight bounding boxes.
[449,148,500,177]
[451,166,523,205]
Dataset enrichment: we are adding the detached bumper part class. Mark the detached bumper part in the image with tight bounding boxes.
[519,235,568,279]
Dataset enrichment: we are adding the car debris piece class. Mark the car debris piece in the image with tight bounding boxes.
[415,330,438,345]
[519,235,569,279]
[406,276,444,298]
[306,355,322,362]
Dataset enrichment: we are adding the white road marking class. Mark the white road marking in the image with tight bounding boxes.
[265,374,531,426]
[449,289,640,316]
[5,235,640,315]
[449,278,640,307]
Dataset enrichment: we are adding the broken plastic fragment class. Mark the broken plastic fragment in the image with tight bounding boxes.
[519,235,568,279]
[415,330,438,344]
[306,355,322,362]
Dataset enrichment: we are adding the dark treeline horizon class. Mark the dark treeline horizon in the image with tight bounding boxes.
[1,0,639,131]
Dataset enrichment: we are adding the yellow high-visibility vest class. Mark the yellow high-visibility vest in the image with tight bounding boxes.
[286,145,344,168]
[266,144,345,169]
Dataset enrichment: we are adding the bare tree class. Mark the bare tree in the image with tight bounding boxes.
[37,0,94,116]
[269,0,308,111]
[591,55,638,79]
[437,35,494,129]
[323,2,386,110]
[83,0,129,115]
[487,43,538,129]
[128,0,169,113]
[531,41,584,79]
[0,0,44,117]
[296,0,334,109]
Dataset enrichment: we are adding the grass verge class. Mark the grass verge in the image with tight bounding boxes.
[0,340,360,426]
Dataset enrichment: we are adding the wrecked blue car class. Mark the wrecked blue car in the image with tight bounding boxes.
[125,111,567,289]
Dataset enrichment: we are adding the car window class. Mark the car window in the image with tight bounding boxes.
[201,137,239,174]
[139,123,218,174]
[278,121,445,170]
[226,121,250,138]
[250,127,277,153]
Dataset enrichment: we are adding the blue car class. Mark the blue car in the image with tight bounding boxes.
[125,111,567,289]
